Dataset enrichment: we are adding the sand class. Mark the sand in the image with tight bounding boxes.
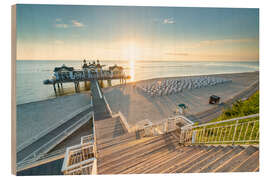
[16,93,92,149]
[103,72,259,127]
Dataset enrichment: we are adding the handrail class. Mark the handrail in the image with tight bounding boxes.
[61,134,96,175]
[103,95,113,116]
[179,114,259,145]
[135,115,194,136]
[182,113,259,129]
[16,148,66,171]
[118,111,132,133]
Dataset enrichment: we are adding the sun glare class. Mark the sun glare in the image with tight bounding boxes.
[122,42,140,81]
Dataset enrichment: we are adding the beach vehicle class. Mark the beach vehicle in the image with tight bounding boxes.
[209,95,220,104]
[178,104,187,114]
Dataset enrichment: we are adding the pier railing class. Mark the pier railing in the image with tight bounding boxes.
[179,114,259,145]
[44,71,130,84]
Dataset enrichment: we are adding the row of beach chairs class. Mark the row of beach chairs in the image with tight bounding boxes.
[137,76,232,97]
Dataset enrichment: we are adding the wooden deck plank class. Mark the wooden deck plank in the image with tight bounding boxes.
[198,146,245,173]
[232,150,259,172]
[214,146,258,172]
[98,135,178,173]
[123,146,194,174]
[104,139,181,174]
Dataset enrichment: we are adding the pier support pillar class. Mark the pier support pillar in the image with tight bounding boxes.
[107,79,112,86]
[74,82,78,93]
[53,83,57,95]
[99,80,104,88]
[60,83,64,92]
[77,82,80,92]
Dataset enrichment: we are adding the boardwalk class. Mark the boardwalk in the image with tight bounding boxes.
[17,107,93,163]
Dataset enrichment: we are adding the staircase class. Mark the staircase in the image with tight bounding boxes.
[96,130,259,174]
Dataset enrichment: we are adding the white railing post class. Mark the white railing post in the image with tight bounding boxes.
[232,119,239,145]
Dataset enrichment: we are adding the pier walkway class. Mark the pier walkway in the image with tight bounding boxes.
[90,80,111,120]
[17,107,93,163]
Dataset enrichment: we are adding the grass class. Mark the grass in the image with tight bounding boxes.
[190,91,259,145]
[214,91,259,121]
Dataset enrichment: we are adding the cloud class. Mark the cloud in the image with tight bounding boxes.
[163,17,175,24]
[71,20,84,27]
[54,19,84,28]
[55,23,68,28]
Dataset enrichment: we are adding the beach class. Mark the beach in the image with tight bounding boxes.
[103,71,259,126]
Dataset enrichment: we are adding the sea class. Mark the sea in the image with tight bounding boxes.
[16,60,259,105]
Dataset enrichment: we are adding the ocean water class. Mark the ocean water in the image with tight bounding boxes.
[16,60,259,105]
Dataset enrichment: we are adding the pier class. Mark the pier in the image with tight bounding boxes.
[43,60,131,95]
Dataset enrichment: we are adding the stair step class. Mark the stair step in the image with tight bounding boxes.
[98,136,178,174]
[183,146,233,173]
[144,145,211,174]
[120,146,193,174]
[98,135,164,160]
[129,146,198,174]
[232,150,259,172]
[97,133,137,151]
[172,146,221,173]
[214,146,258,172]
[104,140,181,174]
[198,146,245,173]
[98,134,177,170]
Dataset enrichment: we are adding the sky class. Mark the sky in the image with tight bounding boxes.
[16,4,259,61]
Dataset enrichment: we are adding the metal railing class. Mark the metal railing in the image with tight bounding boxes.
[16,148,66,171]
[179,114,259,145]
[61,113,97,175]
[61,142,96,175]
[63,158,96,175]
[81,134,94,144]
[135,115,194,137]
